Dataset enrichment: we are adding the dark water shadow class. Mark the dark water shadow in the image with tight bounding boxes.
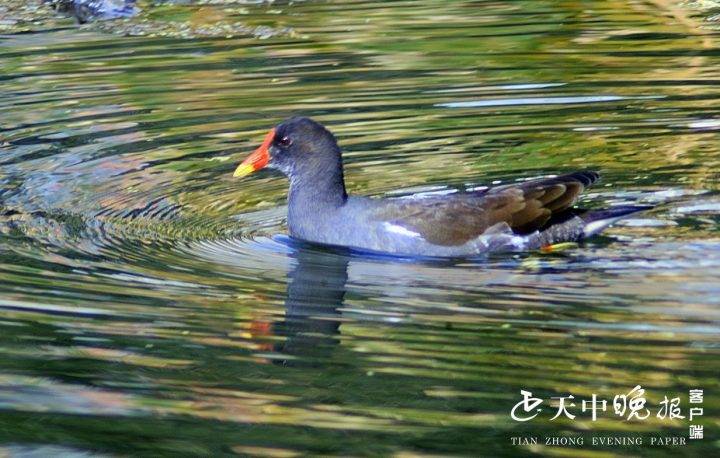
[272,244,350,366]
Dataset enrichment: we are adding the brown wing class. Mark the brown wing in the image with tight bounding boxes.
[374,171,599,246]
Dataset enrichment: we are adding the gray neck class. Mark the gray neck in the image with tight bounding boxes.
[287,163,347,237]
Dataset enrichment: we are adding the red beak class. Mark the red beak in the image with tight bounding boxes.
[233,128,275,177]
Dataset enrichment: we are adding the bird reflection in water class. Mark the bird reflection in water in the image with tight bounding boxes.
[272,244,351,366]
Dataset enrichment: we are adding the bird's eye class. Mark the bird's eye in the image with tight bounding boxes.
[277,136,292,147]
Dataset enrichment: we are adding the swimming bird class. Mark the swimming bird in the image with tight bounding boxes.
[234,117,645,257]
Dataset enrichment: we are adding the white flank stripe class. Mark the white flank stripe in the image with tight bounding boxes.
[383,222,422,238]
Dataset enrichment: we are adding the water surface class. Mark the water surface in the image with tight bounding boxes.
[0,1,719,456]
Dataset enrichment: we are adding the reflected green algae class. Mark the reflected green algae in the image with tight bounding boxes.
[0,0,719,457]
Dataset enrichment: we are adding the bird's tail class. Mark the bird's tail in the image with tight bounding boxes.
[580,205,652,238]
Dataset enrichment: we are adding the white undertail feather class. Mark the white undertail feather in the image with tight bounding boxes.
[583,216,626,238]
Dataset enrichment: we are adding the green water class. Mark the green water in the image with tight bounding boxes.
[0,1,719,456]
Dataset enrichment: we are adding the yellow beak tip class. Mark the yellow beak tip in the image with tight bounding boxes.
[233,164,255,178]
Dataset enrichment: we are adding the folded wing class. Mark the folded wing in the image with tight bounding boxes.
[375,171,599,246]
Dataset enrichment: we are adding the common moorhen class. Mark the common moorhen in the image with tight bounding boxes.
[234,117,645,257]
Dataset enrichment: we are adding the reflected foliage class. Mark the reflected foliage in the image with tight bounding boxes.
[0,0,719,456]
